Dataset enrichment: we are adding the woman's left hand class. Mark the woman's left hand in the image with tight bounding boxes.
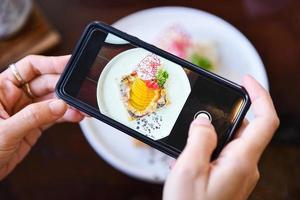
[0,55,84,180]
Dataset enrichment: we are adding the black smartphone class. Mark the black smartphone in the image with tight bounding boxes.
[56,22,250,159]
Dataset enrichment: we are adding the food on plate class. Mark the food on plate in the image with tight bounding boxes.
[156,25,219,71]
[120,54,170,120]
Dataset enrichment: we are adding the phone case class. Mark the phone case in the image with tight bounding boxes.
[56,21,251,159]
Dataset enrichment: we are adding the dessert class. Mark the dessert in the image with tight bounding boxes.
[120,54,170,120]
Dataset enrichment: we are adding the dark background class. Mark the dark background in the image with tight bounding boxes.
[0,0,300,199]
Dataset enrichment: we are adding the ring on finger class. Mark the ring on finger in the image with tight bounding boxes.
[9,63,35,99]
[22,83,35,99]
[9,63,26,86]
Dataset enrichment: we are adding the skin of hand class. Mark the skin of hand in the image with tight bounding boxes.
[163,75,280,200]
[0,55,85,180]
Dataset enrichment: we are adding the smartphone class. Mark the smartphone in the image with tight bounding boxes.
[56,22,250,159]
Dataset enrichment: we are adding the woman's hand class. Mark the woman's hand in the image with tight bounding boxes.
[0,55,84,180]
[163,75,280,200]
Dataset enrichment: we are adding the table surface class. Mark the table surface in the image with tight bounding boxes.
[1,0,300,199]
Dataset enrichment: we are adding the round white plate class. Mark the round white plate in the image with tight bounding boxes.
[97,47,191,141]
[80,6,269,183]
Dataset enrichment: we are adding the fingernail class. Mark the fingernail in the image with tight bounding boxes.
[193,116,211,126]
[49,100,66,115]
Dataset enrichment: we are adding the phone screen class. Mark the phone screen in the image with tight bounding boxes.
[63,28,246,154]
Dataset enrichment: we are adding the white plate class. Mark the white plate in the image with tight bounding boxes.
[80,6,269,183]
[97,47,191,140]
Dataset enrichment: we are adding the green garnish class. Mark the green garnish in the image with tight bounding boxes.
[190,54,213,71]
[156,68,169,87]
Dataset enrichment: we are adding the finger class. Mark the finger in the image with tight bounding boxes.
[34,94,87,120]
[174,117,217,174]
[241,75,279,159]
[168,160,176,170]
[29,74,60,97]
[243,75,278,120]
[0,103,9,119]
[79,111,91,117]
[58,108,85,123]
[233,119,249,139]
[42,108,85,130]
[2,55,70,86]
[68,106,88,118]
[34,92,56,102]
[0,100,67,140]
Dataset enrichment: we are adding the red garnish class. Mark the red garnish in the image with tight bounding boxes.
[152,82,159,89]
[145,80,160,90]
[145,80,151,88]
[150,81,155,88]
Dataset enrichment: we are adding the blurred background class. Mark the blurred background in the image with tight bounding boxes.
[0,0,299,199]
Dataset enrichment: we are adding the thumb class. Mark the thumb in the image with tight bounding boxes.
[1,100,67,139]
[175,116,217,172]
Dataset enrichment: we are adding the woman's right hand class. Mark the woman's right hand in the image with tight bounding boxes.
[163,75,280,200]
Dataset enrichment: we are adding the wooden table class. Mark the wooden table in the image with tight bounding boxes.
[1,0,299,199]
